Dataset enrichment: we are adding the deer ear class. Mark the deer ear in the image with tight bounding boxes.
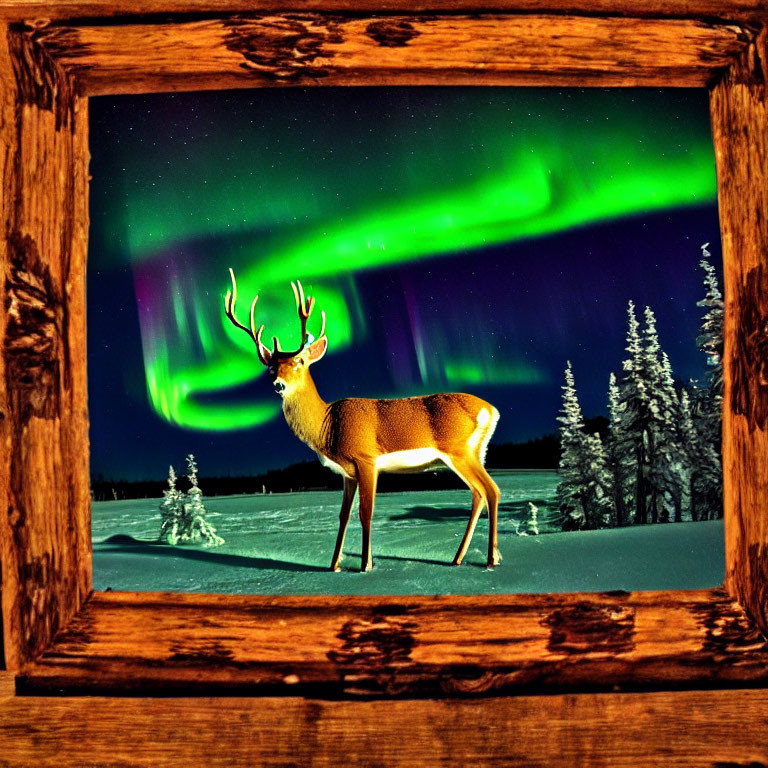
[306,336,327,364]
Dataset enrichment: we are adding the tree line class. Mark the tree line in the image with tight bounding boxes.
[556,245,723,530]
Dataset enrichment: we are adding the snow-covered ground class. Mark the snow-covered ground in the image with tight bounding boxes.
[92,470,724,595]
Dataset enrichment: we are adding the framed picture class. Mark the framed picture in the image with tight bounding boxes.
[1,3,767,764]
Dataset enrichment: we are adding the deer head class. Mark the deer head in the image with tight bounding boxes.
[224,269,327,397]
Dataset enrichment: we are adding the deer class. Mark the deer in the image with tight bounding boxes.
[224,270,501,572]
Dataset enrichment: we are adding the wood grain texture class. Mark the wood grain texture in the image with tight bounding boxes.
[711,28,768,638]
[0,23,92,671]
[1,0,768,24]
[0,10,765,768]
[1,685,767,767]
[20,14,752,95]
[17,588,768,696]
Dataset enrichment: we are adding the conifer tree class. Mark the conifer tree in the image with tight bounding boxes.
[159,465,185,545]
[697,243,724,401]
[183,454,224,547]
[692,243,724,519]
[640,306,673,523]
[616,301,652,524]
[656,351,688,523]
[586,431,615,528]
[615,303,686,524]
[556,362,612,529]
[680,388,715,522]
[605,373,633,526]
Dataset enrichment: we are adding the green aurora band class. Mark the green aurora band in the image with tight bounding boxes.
[101,89,717,431]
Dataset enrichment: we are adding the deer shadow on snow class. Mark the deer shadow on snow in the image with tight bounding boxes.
[96,534,326,572]
[389,498,554,538]
[391,498,553,520]
[97,533,493,573]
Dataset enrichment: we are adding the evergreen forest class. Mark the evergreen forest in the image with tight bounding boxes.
[556,245,723,530]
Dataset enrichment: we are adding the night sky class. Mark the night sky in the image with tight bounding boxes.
[87,87,722,483]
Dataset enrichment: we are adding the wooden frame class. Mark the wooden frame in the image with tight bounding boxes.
[1,2,767,764]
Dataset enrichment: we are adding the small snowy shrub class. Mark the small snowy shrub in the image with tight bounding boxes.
[526,502,540,535]
[158,455,224,547]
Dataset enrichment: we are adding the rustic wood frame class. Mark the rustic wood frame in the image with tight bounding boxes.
[1,2,768,764]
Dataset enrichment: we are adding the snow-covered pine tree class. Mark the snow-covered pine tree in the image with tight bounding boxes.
[656,350,689,523]
[183,454,224,547]
[586,431,615,528]
[692,243,724,519]
[615,302,687,524]
[640,306,681,524]
[557,361,588,529]
[556,362,613,530]
[691,411,722,521]
[616,301,652,524]
[697,243,724,401]
[679,388,720,521]
[605,372,633,526]
[159,465,184,545]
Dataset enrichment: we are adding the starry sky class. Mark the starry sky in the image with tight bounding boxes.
[87,87,722,482]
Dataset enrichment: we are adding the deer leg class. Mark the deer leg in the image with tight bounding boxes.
[444,456,487,566]
[452,487,486,566]
[477,467,501,567]
[330,476,358,572]
[356,462,378,572]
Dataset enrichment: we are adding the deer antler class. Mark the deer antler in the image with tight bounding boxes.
[280,279,326,356]
[295,280,326,341]
[224,273,326,363]
[223,268,272,366]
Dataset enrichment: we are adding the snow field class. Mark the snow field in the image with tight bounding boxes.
[92,471,724,596]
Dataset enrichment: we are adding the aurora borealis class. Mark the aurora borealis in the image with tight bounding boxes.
[88,87,722,481]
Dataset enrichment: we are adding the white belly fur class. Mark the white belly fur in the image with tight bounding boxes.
[317,448,446,477]
[317,452,353,478]
[375,447,447,473]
